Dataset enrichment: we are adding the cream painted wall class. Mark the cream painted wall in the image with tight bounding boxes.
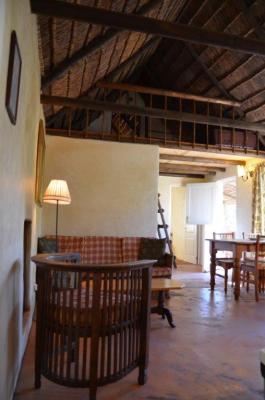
[0,1,43,399]
[42,137,158,237]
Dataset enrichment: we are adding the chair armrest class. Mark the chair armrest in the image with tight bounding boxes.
[154,253,173,268]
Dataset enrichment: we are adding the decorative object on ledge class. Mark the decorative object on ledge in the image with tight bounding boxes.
[43,179,71,251]
[5,31,22,125]
[35,120,46,206]
[237,165,255,181]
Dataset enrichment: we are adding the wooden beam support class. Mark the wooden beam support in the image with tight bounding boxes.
[41,0,161,87]
[97,81,241,107]
[185,43,239,104]
[160,167,216,176]
[30,0,265,57]
[159,153,246,166]
[41,94,265,134]
[159,172,206,179]
[160,163,220,174]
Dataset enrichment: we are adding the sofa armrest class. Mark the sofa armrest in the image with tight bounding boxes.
[154,253,173,268]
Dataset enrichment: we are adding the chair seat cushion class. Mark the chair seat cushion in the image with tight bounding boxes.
[216,258,234,268]
[152,266,172,277]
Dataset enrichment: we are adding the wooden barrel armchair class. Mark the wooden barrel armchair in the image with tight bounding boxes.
[32,253,153,400]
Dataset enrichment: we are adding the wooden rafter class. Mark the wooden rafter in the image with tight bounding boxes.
[181,4,259,97]
[186,15,252,94]
[41,94,265,134]
[184,43,238,103]
[31,0,265,56]
[231,0,265,116]
[170,0,231,88]
[97,82,241,107]
[159,163,217,176]
[159,154,246,166]
[41,0,161,87]
[190,1,265,99]
[160,162,225,172]
[159,172,206,179]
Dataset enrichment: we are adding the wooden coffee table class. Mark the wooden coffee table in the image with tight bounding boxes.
[151,278,185,328]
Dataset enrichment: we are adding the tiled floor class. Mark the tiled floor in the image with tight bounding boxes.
[14,271,265,400]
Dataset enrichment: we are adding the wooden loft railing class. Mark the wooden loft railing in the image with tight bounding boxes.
[42,83,265,156]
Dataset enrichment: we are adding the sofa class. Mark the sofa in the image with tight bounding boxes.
[38,235,173,278]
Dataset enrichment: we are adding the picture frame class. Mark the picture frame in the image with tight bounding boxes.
[35,120,46,207]
[5,31,22,125]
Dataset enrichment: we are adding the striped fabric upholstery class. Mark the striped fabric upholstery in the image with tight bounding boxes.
[122,237,141,262]
[82,236,123,264]
[42,235,172,278]
[152,267,172,278]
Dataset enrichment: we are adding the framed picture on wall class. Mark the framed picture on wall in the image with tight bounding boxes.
[5,31,22,125]
[35,120,46,206]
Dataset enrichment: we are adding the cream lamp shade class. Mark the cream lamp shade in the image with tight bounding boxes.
[43,179,71,205]
[43,179,71,252]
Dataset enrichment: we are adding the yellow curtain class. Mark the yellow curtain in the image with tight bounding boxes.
[252,163,265,234]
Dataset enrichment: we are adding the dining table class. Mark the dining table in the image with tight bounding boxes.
[207,238,260,300]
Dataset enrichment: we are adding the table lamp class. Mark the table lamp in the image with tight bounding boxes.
[43,179,71,252]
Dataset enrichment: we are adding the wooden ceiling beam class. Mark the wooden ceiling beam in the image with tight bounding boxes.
[41,94,265,134]
[97,81,241,107]
[159,154,246,166]
[160,162,225,172]
[31,0,265,57]
[185,43,239,104]
[169,0,232,90]
[159,172,206,179]
[41,0,161,88]
[160,164,216,175]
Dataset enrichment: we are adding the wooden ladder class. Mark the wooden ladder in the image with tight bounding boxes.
[157,194,177,269]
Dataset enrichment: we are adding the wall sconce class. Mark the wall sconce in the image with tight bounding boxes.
[237,165,254,181]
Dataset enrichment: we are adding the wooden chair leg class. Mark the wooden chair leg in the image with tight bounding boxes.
[255,272,259,302]
[246,272,250,292]
[242,271,245,287]
[224,269,228,294]
[231,268,235,288]
[89,386,97,400]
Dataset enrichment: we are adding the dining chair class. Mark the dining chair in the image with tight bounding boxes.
[240,234,265,301]
[213,232,235,294]
[241,233,260,287]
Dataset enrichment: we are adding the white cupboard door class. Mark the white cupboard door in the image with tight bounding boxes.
[186,182,219,225]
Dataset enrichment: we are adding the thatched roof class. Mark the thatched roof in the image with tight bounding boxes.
[147,0,265,123]
[37,0,185,123]
[32,0,265,165]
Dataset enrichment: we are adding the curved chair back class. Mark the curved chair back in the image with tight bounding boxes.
[32,253,153,400]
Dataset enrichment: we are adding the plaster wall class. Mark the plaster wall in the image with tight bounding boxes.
[0,1,43,398]
[42,137,158,237]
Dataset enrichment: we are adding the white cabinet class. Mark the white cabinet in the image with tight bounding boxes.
[186,182,219,225]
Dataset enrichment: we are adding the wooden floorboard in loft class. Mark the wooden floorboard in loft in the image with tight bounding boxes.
[14,271,265,400]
